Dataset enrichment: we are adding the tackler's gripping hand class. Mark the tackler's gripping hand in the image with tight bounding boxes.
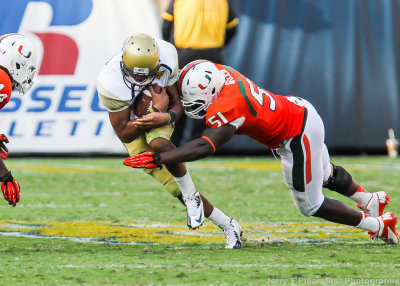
[0,171,20,207]
[0,134,9,160]
[123,151,161,169]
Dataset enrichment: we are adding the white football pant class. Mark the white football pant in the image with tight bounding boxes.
[276,97,331,216]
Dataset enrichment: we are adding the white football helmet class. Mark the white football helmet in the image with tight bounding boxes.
[178,60,225,119]
[0,33,37,95]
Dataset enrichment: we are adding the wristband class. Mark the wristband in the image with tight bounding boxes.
[0,171,12,182]
[149,105,160,113]
[167,110,176,124]
[153,152,161,164]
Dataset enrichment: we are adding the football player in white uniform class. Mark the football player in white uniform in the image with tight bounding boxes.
[96,33,242,248]
[0,33,38,206]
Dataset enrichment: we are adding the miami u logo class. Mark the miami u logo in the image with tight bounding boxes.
[18,45,31,58]
[198,74,211,90]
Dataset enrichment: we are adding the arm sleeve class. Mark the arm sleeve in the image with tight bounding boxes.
[225,1,239,45]
[161,0,175,41]
[161,0,174,22]
[225,26,237,46]
[162,20,173,41]
[96,82,130,112]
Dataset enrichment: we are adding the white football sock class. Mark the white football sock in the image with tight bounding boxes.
[173,171,196,197]
[350,185,373,209]
[356,212,379,233]
[207,207,231,228]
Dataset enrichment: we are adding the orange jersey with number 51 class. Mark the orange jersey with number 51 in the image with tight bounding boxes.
[0,68,12,110]
[205,64,306,149]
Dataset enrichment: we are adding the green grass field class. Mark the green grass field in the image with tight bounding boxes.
[0,156,399,285]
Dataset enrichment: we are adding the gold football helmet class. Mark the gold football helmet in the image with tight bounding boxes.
[120,33,160,87]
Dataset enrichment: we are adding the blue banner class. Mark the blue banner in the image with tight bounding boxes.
[223,0,400,152]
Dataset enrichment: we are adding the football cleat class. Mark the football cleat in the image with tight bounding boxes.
[183,191,204,229]
[357,191,389,217]
[369,212,398,244]
[221,218,243,249]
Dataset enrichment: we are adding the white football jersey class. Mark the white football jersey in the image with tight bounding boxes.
[96,39,179,112]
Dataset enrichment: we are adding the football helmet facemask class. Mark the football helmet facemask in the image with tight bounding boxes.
[120,33,160,87]
[0,33,37,95]
[178,60,225,119]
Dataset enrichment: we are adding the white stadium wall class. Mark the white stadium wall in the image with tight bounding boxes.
[0,0,162,154]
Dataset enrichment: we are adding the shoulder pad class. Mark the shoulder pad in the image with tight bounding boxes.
[97,53,132,101]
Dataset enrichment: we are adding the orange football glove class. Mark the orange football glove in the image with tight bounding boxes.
[0,171,20,207]
[0,134,9,160]
[123,151,161,169]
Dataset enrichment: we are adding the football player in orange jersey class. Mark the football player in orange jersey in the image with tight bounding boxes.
[0,33,38,206]
[126,60,398,244]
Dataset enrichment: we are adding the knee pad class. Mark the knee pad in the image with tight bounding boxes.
[143,167,181,197]
[323,163,352,195]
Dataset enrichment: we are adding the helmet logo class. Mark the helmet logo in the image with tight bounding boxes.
[18,45,32,58]
[198,74,211,90]
[155,71,164,79]
[133,67,149,74]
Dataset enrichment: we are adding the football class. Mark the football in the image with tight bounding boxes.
[132,84,163,118]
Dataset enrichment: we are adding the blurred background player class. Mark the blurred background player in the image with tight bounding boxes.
[162,0,239,146]
[125,60,398,245]
[96,34,242,248]
[0,33,38,207]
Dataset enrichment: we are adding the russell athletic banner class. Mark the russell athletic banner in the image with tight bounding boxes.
[0,0,161,154]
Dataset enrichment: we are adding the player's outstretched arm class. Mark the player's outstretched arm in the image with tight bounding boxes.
[160,124,237,163]
[0,160,20,207]
[123,125,237,168]
[0,134,10,176]
[0,134,9,160]
[0,157,9,177]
